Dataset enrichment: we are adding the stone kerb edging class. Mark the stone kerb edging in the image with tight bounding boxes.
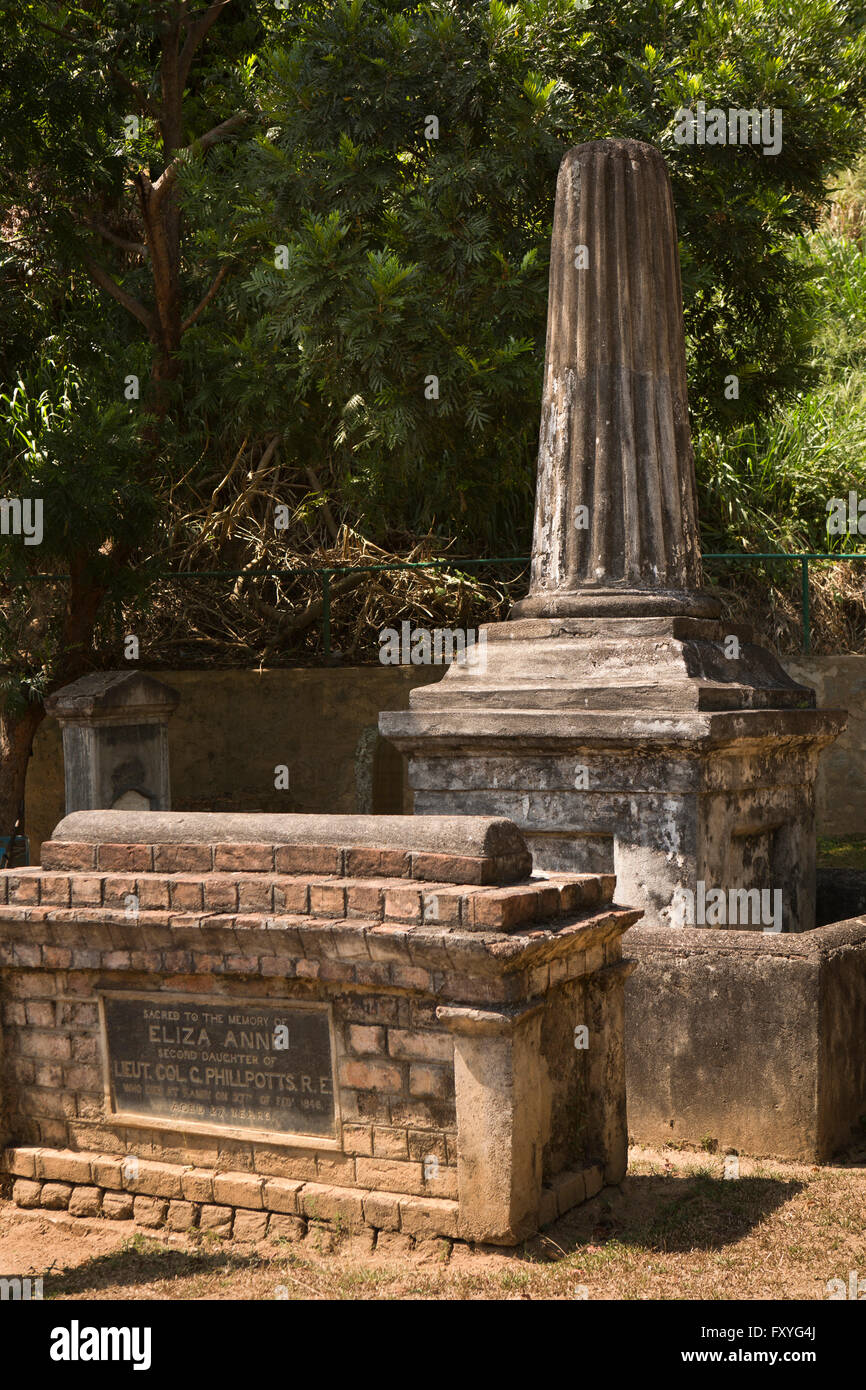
[2,1146,605,1244]
[49,811,531,860]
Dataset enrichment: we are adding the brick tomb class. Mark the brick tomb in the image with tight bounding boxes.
[0,812,640,1246]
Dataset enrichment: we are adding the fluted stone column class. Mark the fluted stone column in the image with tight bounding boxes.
[513,140,718,620]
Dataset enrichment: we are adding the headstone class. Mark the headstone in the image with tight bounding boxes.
[45,671,179,814]
[380,139,845,933]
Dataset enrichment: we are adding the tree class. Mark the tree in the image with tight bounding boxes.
[0,0,261,842]
[196,0,866,556]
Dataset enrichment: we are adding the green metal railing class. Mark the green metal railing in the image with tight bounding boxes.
[702,552,866,654]
[28,551,866,656]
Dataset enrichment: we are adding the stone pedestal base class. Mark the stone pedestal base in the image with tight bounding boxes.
[380,619,845,932]
[625,918,866,1159]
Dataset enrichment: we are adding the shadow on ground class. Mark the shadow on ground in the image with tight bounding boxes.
[42,1237,268,1299]
[521,1172,806,1262]
[32,1171,809,1295]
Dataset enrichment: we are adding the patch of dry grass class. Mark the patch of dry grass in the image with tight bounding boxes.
[5,1146,863,1301]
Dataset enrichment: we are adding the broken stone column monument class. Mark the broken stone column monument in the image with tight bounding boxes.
[381,139,845,933]
[46,671,179,815]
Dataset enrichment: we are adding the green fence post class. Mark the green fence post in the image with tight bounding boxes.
[321,570,331,658]
[801,556,810,654]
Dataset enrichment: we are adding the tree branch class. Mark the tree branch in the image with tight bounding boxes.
[178,0,234,90]
[32,15,158,117]
[150,112,249,206]
[86,219,148,256]
[81,255,155,332]
[181,261,231,332]
[111,68,160,120]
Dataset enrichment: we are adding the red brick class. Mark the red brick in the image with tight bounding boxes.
[40,842,96,872]
[310,882,347,917]
[42,946,72,968]
[70,876,104,907]
[468,886,541,930]
[556,876,603,913]
[137,877,170,909]
[25,1001,55,1027]
[339,1059,404,1093]
[410,852,487,884]
[411,851,530,885]
[421,888,465,925]
[274,845,342,876]
[373,1126,409,1159]
[347,1024,386,1055]
[344,847,410,879]
[13,943,42,966]
[409,1064,453,1099]
[272,878,309,913]
[346,882,385,918]
[202,876,239,912]
[384,887,423,923]
[389,965,432,991]
[102,950,131,969]
[97,844,154,873]
[213,844,274,873]
[224,953,259,973]
[237,877,273,911]
[488,852,534,883]
[8,874,40,904]
[39,874,71,906]
[535,885,562,920]
[102,875,138,908]
[153,844,213,873]
[170,879,204,911]
[388,1030,453,1062]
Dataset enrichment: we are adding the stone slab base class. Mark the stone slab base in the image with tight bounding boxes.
[1,1147,602,1244]
[625,917,866,1160]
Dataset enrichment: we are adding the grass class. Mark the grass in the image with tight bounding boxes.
[7,1146,863,1301]
[817,836,866,869]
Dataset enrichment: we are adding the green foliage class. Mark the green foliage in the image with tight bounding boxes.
[696,229,866,554]
[186,0,866,553]
[0,354,155,691]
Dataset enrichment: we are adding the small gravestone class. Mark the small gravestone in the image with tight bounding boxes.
[45,671,179,814]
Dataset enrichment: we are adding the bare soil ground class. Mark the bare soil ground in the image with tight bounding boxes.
[2,1145,864,1301]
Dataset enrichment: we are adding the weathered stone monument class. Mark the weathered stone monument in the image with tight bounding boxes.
[0,811,639,1245]
[380,140,866,1161]
[46,671,179,814]
[380,139,844,935]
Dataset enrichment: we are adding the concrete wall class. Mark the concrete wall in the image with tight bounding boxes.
[20,654,866,862]
[24,667,440,861]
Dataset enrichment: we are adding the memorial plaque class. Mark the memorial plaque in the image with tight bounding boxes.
[100,993,336,1138]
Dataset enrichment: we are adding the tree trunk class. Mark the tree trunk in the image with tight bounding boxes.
[0,556,108,846]
[0,703,45,851]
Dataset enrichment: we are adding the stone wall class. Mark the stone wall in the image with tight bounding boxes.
[20,657,866,866]
[24,666,441,861]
